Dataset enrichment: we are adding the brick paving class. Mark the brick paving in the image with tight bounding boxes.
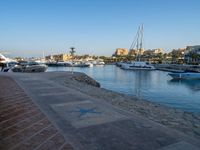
[0,76,75,150]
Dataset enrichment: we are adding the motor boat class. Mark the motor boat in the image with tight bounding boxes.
[121,61,155,70]
[12,61,48,72]
[168,72,200,79]
[0,53,18,72]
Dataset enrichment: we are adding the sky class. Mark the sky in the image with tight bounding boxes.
[0,0,200,57]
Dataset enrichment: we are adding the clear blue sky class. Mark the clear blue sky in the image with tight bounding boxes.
[0,0,200,57]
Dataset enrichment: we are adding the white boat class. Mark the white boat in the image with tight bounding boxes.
[121,61,155,70]
[120,24,155,70]
[92,59,105,65]
[0,53,18,72]
[84,61,93,67]
[73,61,90,67]
[12,61,48,72]
[168,72,200,79]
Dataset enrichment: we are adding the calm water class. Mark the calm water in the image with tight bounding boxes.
[47,65,200,114]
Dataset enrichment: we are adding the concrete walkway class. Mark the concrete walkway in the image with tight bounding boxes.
[1,72,200,150]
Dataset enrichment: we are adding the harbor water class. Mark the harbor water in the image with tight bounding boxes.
[47,65,200,114]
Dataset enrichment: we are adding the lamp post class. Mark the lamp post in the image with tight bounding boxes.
[69,47,76,74]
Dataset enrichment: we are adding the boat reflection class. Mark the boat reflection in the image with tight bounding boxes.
[168,79,200,92]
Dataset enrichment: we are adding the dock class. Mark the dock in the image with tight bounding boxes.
[0,72,200,150]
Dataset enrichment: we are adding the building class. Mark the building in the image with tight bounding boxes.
[114,48,128,56]
[46,54,72,62]
[185,45,200,54]
[143,48,163,56]
[129,48,144,56]
[184,45,200,64]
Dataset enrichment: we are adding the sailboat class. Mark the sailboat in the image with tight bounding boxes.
[121,24,155,70]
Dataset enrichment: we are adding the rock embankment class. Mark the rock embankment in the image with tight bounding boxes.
[72,73,100,87]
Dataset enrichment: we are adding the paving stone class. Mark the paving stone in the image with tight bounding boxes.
[0,113,45,138]
[13,125,58,150]
[0,76,74,150]
[36,133,66,150]
[0,109,39,130]
[61,143,75,150]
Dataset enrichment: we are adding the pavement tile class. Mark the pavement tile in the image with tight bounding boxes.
[0,76,75,150]
[0,106,37,122]
[0,113,45,138]
[61,143,75,150]
[12,125,57,150]
[0,97,31,109]
[0,101,34,114]
[0,109,39,130]
[2,118,51,149]
[36,133,66,150]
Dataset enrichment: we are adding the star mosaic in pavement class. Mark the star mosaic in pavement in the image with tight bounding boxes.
[69,107,101,117]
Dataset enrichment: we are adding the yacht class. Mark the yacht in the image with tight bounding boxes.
[168,72,200,79]
[92,59,105,65]
[121,61,155,70]
[12,61,48,72]
[84,61,93,67]
[0,53,17,72]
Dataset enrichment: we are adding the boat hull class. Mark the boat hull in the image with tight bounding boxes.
[120,62,155,70]
[168,72,200,79]
[12,65,47,73]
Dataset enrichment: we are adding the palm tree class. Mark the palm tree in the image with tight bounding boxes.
[69,47,76,74]
[69,47,76,57]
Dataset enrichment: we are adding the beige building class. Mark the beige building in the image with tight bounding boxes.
[129,48,144,56]
[46,54,72,61]
[114,48,128,56]
[143,48,163,56]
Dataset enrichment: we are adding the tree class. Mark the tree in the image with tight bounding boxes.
[69,47,76,57]
[171,50,183,64]
[69,47,76,74]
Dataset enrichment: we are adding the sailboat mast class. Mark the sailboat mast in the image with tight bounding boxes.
[136,25,140,51]
[129,24,144,62]
[43,51,45,59]
[140,24,143,51]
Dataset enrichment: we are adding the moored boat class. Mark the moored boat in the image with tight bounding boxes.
[168,72,200,79]
[120,24,155,71]
[12,61,48,72]
[121,61,155,70]
[0,53,18,72]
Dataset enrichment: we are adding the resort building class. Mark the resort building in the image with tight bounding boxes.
[114,48,129,56]
[46,54,72,62]
[184,45,200,64]
[129,48,144,56]
[143,48,163,56]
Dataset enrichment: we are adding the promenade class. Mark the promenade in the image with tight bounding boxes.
[0,72,200,150]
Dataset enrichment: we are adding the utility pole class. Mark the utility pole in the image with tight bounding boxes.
[69,47,76,74]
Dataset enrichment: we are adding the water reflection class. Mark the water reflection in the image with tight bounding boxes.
[47,65,200,113]
[168,79,200,92]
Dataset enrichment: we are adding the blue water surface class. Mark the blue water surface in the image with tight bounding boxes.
[47,65,200,114]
